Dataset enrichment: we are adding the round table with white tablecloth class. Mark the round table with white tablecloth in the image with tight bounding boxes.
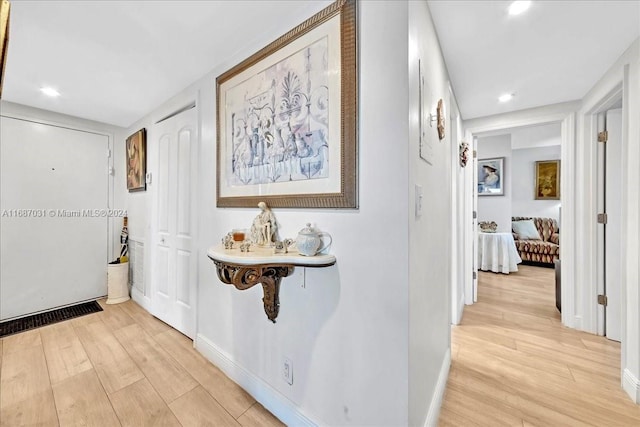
[478,232,522,274]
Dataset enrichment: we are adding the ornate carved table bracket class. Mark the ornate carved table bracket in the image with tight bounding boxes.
[207,245,336,323]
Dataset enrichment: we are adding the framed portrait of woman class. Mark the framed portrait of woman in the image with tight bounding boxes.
[478,157,504,196]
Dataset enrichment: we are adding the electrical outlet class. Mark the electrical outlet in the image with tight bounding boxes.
[283,357,293,385]
[415,184,423,218]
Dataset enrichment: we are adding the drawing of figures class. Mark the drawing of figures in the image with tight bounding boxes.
[226,37,330,187]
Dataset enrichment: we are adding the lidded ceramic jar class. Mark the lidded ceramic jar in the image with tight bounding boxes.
[296,223,332,256]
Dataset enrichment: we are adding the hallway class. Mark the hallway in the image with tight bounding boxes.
[439,266,640,426]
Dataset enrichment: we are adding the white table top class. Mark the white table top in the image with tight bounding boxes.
[207,244,336,267]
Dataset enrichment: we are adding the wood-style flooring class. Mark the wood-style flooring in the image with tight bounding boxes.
[439,265,640,426]
[0,299,284,427]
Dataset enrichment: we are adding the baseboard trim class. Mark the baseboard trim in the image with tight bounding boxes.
[195,333,320,426]
[623,368,640,403]
[424,348,451,427]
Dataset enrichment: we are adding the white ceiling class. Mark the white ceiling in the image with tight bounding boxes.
[2,1,639,127]
[428,0,640,119]
[2,0,332,127]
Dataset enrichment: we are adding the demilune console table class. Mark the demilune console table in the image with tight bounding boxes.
[207,245,336,322]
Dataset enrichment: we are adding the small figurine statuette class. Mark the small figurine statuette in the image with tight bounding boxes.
[273,238,294,254]
[222,232,234,249]
[240,242,251,253]
[250,202,278,246]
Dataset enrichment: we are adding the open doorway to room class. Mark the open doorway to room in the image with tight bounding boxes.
[474,122,563,320]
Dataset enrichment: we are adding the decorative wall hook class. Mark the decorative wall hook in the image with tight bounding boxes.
[459,141,470,167]
[428,98,446,141]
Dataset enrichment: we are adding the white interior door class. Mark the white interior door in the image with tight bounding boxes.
[605,108,622,342]
[1,117,109,320]
[596,108,623,341]
[149,106,198,338]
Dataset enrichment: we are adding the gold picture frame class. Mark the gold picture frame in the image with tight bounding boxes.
[535,159,560,200]
[216,0,357,208]
[126,129,146,192]
[0,0,10,99]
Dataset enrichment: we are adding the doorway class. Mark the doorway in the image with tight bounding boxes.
[463,108,576,328]
[596,106,623,342]
[473,124,562,311]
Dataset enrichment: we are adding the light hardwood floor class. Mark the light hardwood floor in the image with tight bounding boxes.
[439,265,640,426]
[0,299,284,427]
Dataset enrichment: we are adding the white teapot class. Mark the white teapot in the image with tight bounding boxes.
[296,223,332,256]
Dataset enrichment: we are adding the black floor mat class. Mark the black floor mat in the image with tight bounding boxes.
[0,301,103,338]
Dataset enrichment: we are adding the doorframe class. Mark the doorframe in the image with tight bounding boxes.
[462,103,577,329]
[449,85,464,325]
[577,83,623,336]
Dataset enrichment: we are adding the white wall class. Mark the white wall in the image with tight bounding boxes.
[511,145,561,221]
[477,126,562,230]
[476,134,511,232]
[122,1,423,425]
[408,1,457,425]
[511,122,562,149]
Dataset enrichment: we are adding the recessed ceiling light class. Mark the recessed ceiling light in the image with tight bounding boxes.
[40,87,61,97]
[499,93,514,102]
[508,1,531,16]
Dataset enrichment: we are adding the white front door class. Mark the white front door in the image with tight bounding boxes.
[0,117,109,320]
[149,106,198,338]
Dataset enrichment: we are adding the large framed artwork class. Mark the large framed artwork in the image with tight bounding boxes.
[478,157,505,196]
[126,129,146,192]
[216,0,357,208]
[535,159,560,200]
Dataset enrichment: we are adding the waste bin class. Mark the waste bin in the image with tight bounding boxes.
[107,261,130,304]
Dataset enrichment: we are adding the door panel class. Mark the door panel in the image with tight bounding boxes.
[157,246,170,297]
[177,249,191,305]
[149,106,198,338]
[158,135,170,233]
[0,117,109,320]
[177,131,191,235]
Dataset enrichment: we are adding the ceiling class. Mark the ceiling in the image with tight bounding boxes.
[428,0,640,119]
[1,1,639,127]
[1,0,332,127]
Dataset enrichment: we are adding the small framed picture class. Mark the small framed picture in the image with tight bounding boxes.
[126,128,146,192]
[478,157,504,196]
[535,159,560,200]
